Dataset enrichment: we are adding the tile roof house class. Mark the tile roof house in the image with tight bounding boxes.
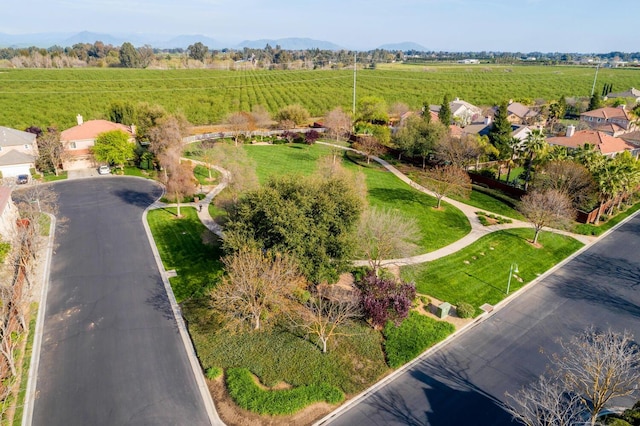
[460,116,534,143]
[0,126,38,178]
[431,98,483,126]
[505,101,540,125]
[0,186,18,240]
[605,87,640,103]
[547,126,640,157]
[60,115,135,170]
[579,106,635,134]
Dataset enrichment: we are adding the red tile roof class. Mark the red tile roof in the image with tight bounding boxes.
[547,130,637,155]
[61,120,133,142]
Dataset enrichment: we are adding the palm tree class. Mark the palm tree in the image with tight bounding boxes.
[522,129,548,190]
[505,137,523,184]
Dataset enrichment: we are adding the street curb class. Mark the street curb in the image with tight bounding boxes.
[21,213,56,426]
[314,209,640,425]
[141,208,223,426]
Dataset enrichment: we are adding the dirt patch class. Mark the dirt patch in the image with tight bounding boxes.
[414,293,473,330]
[208,376,335,426]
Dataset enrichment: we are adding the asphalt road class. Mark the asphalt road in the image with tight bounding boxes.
[326,213,640,426]
[32,177,211,426]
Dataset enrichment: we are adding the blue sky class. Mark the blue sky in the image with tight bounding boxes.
[1,0,637,52]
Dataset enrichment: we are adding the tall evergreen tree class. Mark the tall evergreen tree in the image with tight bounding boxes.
[438,94,452,127]
[588,92,603,111]
[488,101,512,157]
[119,42,140,68]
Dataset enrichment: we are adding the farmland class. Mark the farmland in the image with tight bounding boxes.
[1,65,639,129]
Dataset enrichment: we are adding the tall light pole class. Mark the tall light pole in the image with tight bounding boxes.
[506,263,519,295]
[590,63,600,97]
[352,51,357,117]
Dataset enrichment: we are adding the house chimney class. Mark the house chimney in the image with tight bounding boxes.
[484,116,492,125]
[566,125,575,137]
[454,97,460,102]
[76,114,83,125]
[618,104,626,110]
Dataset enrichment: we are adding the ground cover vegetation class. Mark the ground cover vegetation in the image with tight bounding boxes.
[1,65,638,130]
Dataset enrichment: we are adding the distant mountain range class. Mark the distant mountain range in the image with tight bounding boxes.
[0,31,423,51]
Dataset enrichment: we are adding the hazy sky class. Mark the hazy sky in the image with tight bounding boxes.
[1,0,637,52]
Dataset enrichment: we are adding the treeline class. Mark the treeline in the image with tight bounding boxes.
[2,40,639,69]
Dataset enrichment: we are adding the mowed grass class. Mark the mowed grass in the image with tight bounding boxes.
[146,207,224,302]
[402,228,584,314]
[244,143,471,254]
[449,186,525,220]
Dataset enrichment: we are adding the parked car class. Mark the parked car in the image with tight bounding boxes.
[16,174,29,184]
[98,165,111,175]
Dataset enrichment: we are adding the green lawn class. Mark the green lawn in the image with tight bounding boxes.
[402,228,584,315]
[450,186,525,220]
[244,144,471,254]
[193,164,220,186]
[572,201,640,236]
[41,171,67,182]
[146,207,224,302]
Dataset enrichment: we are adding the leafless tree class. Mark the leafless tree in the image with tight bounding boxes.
[533,160,597,211]
[148,115,190,181]
[506,328,640,426]
[554,327,640,426]
[505,375,584,426]
[434,134,482,170]
[418,165,472,209]
[165,161,197,217]
[324,107,352,141]
[250,105,272,140]
[210,248,306,331]
[209,142,259,210]
[291,292,361,353]
[518,189,575,245]
[357,207,420,275]
[226,111,255,146]
[36,128,68,176]
[316,155,368,204]
[353,135,383,164]
[137,44,155,68]
[198,141,217,181]
[389,102,410,121]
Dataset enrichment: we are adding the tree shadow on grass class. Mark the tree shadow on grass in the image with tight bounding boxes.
[369,187,422,204]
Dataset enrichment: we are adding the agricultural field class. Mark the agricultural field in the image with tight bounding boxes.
[1,65,639,130]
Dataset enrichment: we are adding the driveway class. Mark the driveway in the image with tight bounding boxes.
[32,177,211,426]
[324,213,640,426]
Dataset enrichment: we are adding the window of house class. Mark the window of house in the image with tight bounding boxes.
[70,142,77,149]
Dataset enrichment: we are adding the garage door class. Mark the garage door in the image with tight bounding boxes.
[0,164,30,178]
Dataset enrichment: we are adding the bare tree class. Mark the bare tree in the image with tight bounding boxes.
[250,105,272,140]
[505,375,584,426]
[353,135,383,164]
[357,207,420,275]
[554,328,640,426]
[165,161,197,217]
[418,165,472,209]
[148,115,190,181]
[210,142,259,210]
[36,128,68,176]
[518,189,575,245]
[434,134,481,170]
[291,293,361,353]
[533,160,598,211]
[506,328,640,426]
[226,111,255,146]
[324,107,352,141]
[210,248,306,331]
[389,102,410,121]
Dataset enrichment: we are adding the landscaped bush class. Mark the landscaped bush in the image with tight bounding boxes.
[0,242,10,263]
[225,367,344,415]
[455,301,475,318]
[205,367,222,380]
[383,311,455,368]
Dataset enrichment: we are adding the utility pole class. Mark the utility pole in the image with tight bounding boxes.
[590,63,600,97]
[352,51,357,117]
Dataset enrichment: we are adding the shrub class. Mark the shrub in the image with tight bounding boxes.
[420,296,431,306]
[357,271,416,329]
[455,301,475,318]
[205,367,222,380]
[225,367,344,415]
[0,242,10,264]
[383,311,455,368]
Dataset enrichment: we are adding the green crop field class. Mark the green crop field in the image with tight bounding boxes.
[1,65,638,129]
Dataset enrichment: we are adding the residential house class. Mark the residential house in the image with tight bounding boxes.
[505,101,540,125]
[460,116,534,143]
[60,115,135,170]
[547,126,640,158]
[605,87,640,103]
[0,126,38,178]
[430,98,482,126]
[0,186,18,240]
[579,106,635,135]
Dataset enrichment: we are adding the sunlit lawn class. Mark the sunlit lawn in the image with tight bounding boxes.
[146,207,224,302]
[244,143,471,254]
[402,228,584,315]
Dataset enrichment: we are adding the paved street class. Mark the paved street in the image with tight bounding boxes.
[32,177,211,426]
[326,213,640,426]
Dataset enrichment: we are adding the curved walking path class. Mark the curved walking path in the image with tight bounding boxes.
[157,142,597,268]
